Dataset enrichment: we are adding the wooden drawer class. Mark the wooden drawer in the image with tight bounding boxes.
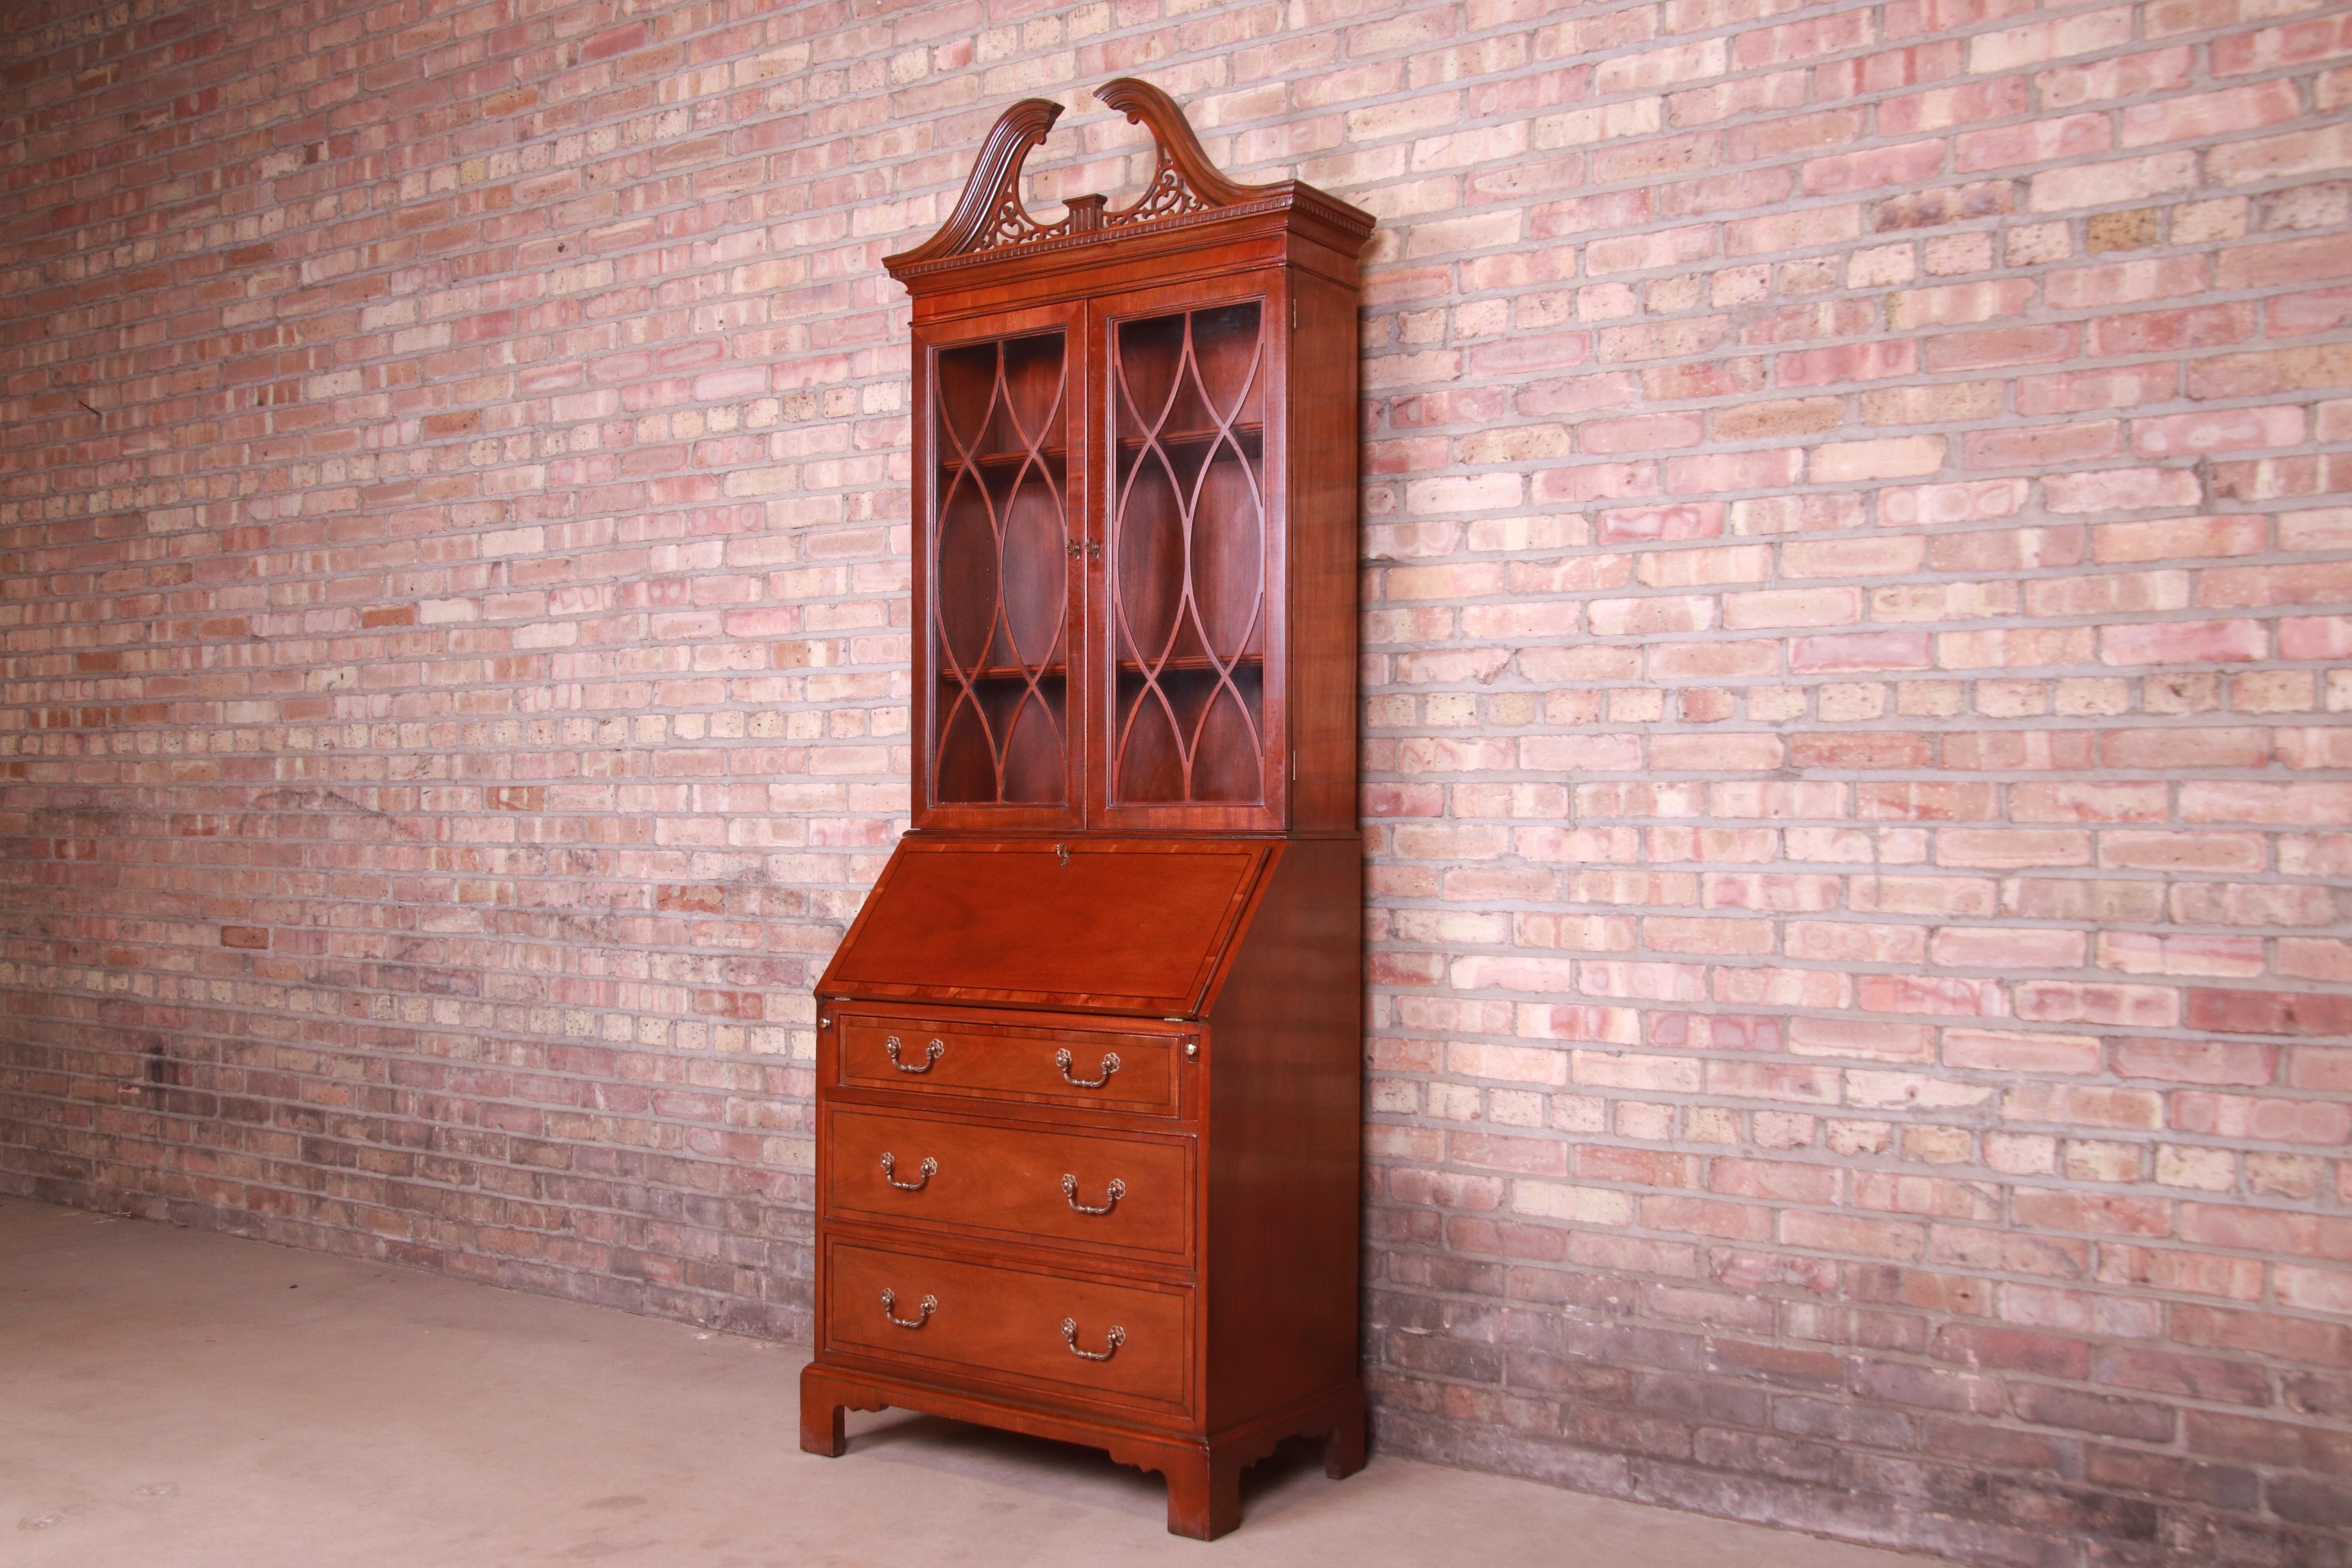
[824,1239,1190,1411]
[833,1011,1181,1116]
[824,1107,1191,1260]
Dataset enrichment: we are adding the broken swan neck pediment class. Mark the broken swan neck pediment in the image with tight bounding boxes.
[883,76,1372,279]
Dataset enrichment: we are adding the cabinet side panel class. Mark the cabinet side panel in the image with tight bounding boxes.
[1285,270,1363,835]
[1204,835,1365,1429]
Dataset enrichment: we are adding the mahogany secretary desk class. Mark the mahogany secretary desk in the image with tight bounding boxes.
[799,78,1374,1539]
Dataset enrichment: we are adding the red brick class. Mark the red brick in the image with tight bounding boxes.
[2107,1345,2267,1401]
[2090,302,2257,357]
[2120,80,2302,146]
[2011,1190,2174,1249]
[1804,141,1949,196]
[2014,981,2181,1029]
[2099,619,2267,666]
[2187,989,2352,1038]
[1782,1210,1927,1260]
[2180,1205,2352,1263]
[1933,1325,2091,1378]
[2013,1384,2176,1442]
[1924,323,2075,371]
[2095,514,2267,563]
[2174,1305,2352,1366]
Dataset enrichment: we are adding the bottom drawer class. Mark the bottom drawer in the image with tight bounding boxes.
[823,1239,1190,1411]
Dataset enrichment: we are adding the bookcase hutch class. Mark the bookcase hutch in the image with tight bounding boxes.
[799,78,1374,1539]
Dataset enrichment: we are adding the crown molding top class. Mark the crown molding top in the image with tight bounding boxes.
[884,77,1374,281]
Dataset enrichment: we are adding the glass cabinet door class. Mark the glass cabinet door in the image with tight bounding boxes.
[1099,289,1282,828]
[918,318,1081,824]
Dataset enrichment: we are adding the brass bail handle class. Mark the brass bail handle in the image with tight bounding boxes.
[880,1288,936,1329]
[881,1152,938,1192]
[885,1035,944,1073]
[1061,1174,1126,1215]
[1054,1048,1119,1089]
[1060,1318,1126,1361]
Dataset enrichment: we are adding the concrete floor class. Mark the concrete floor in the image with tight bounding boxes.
[2,1195,1942,1567]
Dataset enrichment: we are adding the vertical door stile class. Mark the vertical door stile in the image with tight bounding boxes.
[1262,269,1290,826]
[1078,296,1104,829]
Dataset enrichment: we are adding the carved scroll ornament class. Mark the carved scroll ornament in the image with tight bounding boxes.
[886,77,1307,274]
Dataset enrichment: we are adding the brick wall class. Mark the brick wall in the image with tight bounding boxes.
[4,0,2348,1562]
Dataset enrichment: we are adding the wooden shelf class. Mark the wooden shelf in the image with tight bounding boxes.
[940,657,1265,682]
[1116,423,1261,455]
[939,446,1069,475]
[936,426,1262,475]
[938,664,1069,683]
[1113,654,1263,675]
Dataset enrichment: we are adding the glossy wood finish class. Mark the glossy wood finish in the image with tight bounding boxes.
[832,1010,1185,1116]
[823,1106,1193,1259]
[822,836,1270,1014]
[804,76,1369,1540]
[823,1238,1193,1409]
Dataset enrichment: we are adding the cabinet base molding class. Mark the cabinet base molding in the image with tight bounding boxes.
[799,1363,1367,1540]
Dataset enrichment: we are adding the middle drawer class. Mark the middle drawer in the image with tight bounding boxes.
[823,1107,1192,1262]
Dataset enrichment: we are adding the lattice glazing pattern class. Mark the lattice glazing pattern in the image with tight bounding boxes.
[931,332,1071,804]
[1109,303,1267,805]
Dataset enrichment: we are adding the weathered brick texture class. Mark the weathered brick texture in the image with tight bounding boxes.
[3,0,2348,1562]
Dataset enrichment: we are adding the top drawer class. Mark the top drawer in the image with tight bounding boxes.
[831,1010,1182,1117]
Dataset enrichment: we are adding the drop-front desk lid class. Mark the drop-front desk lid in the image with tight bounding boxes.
[817,836,1278,1017]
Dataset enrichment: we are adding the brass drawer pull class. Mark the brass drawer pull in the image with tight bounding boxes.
[880,1288,936,1329]
[886,1035,944,1073]
[880,1152,938,1192]
[1060,1317,1126,1361]
[1061,1174,1125,1215]
[1054,1048,1120,1089]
